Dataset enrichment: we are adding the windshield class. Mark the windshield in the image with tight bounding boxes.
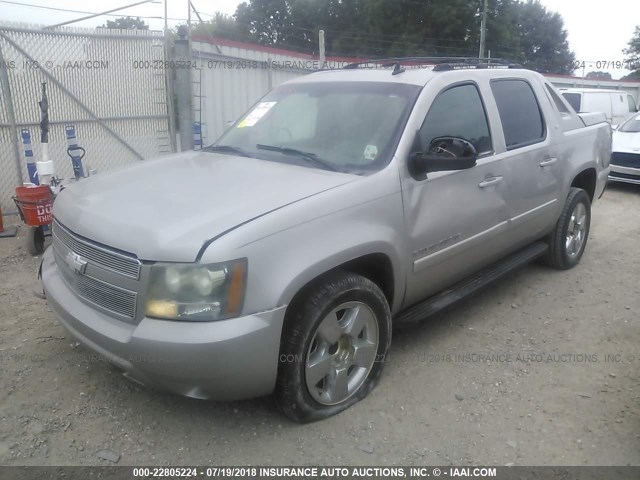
[618,113,640,133]
[213,81,421,173]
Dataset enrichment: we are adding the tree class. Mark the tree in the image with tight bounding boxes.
[359,0,478,57]
[484,0,522,59]
[235,0,298,47]
[101,17,149,30]
[623,26,640,79]
[586,71,612,80]
[233,0,481,57]
[191,13,249,42]
[510,0,575,74]
[194,0,575,74]
[624,26,640,64]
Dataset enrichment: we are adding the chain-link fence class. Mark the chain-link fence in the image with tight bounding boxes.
[0,22,173,213]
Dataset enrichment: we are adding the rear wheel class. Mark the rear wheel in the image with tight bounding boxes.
[544,187,591,270]
[276,271,391,423]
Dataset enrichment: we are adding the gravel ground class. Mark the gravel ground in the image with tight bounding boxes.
[0,183,638,467]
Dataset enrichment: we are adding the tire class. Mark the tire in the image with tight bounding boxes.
[543,187,591,270]
[276,271,392,423]
[26,226,45,256]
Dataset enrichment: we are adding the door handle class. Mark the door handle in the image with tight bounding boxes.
[478,176,503,188]
[539,157,558,167]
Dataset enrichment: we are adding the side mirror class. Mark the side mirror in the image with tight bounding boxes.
[409,136,478,177]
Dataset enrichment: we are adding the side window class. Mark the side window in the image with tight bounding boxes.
[545,84,570,114]
[562,93,582,112]
[491,79,545,150]
[628,95,638,113]
[418,84,492,156]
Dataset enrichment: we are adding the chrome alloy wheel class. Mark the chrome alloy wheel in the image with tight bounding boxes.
[305,301,379,406]
[565,202,588,259]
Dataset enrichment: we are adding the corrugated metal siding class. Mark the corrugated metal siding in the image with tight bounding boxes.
[192,39,315,145]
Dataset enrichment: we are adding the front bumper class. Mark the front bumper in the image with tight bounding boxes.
[609,164,640,185]
[41,247,287,401]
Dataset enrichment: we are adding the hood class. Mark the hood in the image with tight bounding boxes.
[613,131,640,153]
[53,151,356,261]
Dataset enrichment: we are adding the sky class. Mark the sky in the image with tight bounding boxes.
[0,0,638,79]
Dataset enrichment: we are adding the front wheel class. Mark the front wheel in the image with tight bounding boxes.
[544,187,591,270]
[26,226,45,256]
[276,271,391,423]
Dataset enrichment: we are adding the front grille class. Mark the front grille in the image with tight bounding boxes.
[610,171,640,181]
[75,274,137,318]
[52,220,141,320]
[53,245,138,319]
[611,152,640,168]
[52,220,141,279]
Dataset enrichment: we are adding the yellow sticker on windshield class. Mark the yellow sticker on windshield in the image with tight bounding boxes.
[237,102,277,128]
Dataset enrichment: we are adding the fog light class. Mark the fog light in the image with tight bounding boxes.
[146,300,178,318]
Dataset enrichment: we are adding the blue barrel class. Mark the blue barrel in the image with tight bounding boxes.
[193,122,203,149]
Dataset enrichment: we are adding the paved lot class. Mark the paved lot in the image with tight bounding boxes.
[0,183,638,466]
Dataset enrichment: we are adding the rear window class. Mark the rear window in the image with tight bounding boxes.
[562,93,582,112]
[491,79,545,150]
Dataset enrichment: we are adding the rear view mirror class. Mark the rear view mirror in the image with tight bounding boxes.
[409,136,478,177]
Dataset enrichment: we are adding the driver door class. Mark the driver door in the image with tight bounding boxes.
[401,81,510,307]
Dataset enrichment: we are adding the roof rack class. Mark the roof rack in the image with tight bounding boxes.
[343,57,523,72]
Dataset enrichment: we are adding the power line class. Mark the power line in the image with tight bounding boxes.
[0,0,545,62]
[196,19,481,51]
[46,0,158,29]
[0,0,188,22]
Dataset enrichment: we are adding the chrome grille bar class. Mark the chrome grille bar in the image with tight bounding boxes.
[52,220,141,279]
[75,275,137,318]
[53,245,138,319]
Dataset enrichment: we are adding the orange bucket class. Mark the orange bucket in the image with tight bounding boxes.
[14,185,54,226]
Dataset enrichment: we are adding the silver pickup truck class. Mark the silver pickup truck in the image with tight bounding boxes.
[42,60,611,422]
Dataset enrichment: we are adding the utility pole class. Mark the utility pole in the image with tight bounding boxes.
[187,0,191,39]
[479,0,488,58]
[319,30,325,69]
[175,25,194,151]
[165,0,177,152]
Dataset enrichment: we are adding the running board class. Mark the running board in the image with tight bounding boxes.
[394,241,548,326]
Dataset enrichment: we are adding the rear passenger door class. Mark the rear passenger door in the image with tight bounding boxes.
[489,78,562,245]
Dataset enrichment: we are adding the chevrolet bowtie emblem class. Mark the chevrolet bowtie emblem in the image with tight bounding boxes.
[65,251,88,274]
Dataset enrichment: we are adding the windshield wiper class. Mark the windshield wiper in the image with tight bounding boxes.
[256,144,338,172]
[204,145,253,158]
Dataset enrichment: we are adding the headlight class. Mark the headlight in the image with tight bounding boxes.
[145,258,247,321]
